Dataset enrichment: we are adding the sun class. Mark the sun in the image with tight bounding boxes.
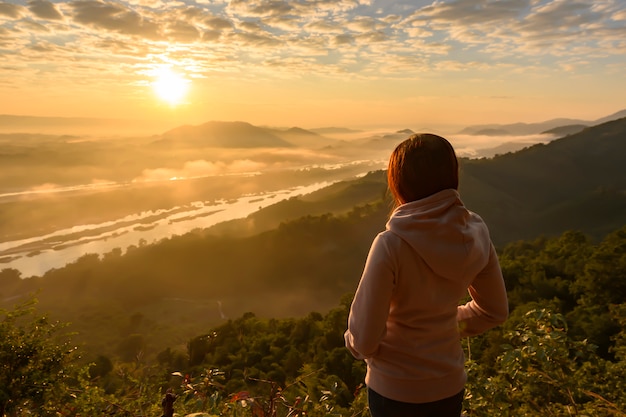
[152,67,190,106]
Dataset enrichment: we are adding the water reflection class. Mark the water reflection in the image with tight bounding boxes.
[0,181,333,277]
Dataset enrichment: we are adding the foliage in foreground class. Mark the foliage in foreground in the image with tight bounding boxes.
[465,307,626,416]
[0,298,78,417]
[3,300,626,416]
[1,226,626,416]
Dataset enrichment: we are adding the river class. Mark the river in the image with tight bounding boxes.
[0,133,555,278]
[0,180,338,278]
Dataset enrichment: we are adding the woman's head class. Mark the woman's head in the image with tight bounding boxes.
[387,133,459,206]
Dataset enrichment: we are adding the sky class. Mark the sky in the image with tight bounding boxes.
[0,0,625,130]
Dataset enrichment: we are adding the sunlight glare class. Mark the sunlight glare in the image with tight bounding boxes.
[152,67,190,106]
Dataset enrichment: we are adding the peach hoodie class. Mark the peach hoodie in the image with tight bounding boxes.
[344,189,508,404]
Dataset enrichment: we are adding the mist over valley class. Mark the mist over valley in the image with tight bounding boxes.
[0,116,574,277]
[1,112,625,362]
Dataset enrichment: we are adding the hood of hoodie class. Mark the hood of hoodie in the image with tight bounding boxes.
[385,189,492,281]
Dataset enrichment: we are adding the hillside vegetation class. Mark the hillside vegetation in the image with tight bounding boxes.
[216,117,626,245]
[461,117,626,244]
[1,117,625,363]
[2,225,626,416]
[0,116,625,415]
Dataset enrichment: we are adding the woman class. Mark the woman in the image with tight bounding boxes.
[344,133,508,417]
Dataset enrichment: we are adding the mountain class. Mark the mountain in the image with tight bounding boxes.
[471,141,538,158]
[541,124,588,136]
[594,109,626,124]
[157,121,293,148]
[472,128,512,136]
[347,128,415,150]
[2,117,625,361]
[460,117,626,244]
[211,117,626,245]
[459,109,626,136]
[309,127,362,135]
[156,121,348,149]
[267,126,344,148]
[384,128,415,138]
[458,118,587,136]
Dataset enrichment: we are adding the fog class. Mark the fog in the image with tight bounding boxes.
[0,122,557,278]
[133,159,267,182]
[452,133,556,158]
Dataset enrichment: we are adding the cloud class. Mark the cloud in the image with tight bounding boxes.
[165,19,200,42]
[387,0,626,67]
[21,18,49,32]
[0,0,624,95]
[264,14,301,31]
[94,38,150,54]
[334,33,354,45]
[28,0,63,20]
[0,2,26,18]
[69,0,162,39]
[305,19,343,34]
[204,16,233,30]
[232,0,295,17]
[614,8,626,20]
[413,0,528,25]
[514,1,600,36]
[228,0,367,18]
[201,29,221,41]
[229,30,282,47]
[345,16,381,32]
[28,40,57,51]
[356,30,387,43]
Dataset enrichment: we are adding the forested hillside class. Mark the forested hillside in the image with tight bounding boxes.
[1,116,625,415]
[212,117,626,246]
[460,117,626,245]
[1,117,625,364]
[175,225,626,415]
[2,225,626,416]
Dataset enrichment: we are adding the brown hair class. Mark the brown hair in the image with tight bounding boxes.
[387,133,459,206]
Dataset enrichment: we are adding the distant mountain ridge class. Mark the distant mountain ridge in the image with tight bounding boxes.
[156,121,349,149]
[3,109,625,141]
[309,127,362,135]
[212,116,626,245]
[150,109,626,153]
[459,109,626,136]
[157,121,293,148]
[541,124,588,136]
[266,126,344,148]
[460,116,626,243]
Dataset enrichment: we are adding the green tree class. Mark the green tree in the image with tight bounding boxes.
[116,333,147,363]
[465,307,625,416]
[569,226,626,357]
[572,226,626,306]
[0,269,22,300]
[0,298,78,416]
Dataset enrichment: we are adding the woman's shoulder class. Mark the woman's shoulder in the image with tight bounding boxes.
[375,228,411,251]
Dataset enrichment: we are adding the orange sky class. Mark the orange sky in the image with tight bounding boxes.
[1,0,625,131]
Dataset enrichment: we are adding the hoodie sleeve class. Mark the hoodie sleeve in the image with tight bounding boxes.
[344,233,395,360]
[457,243,508,337]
